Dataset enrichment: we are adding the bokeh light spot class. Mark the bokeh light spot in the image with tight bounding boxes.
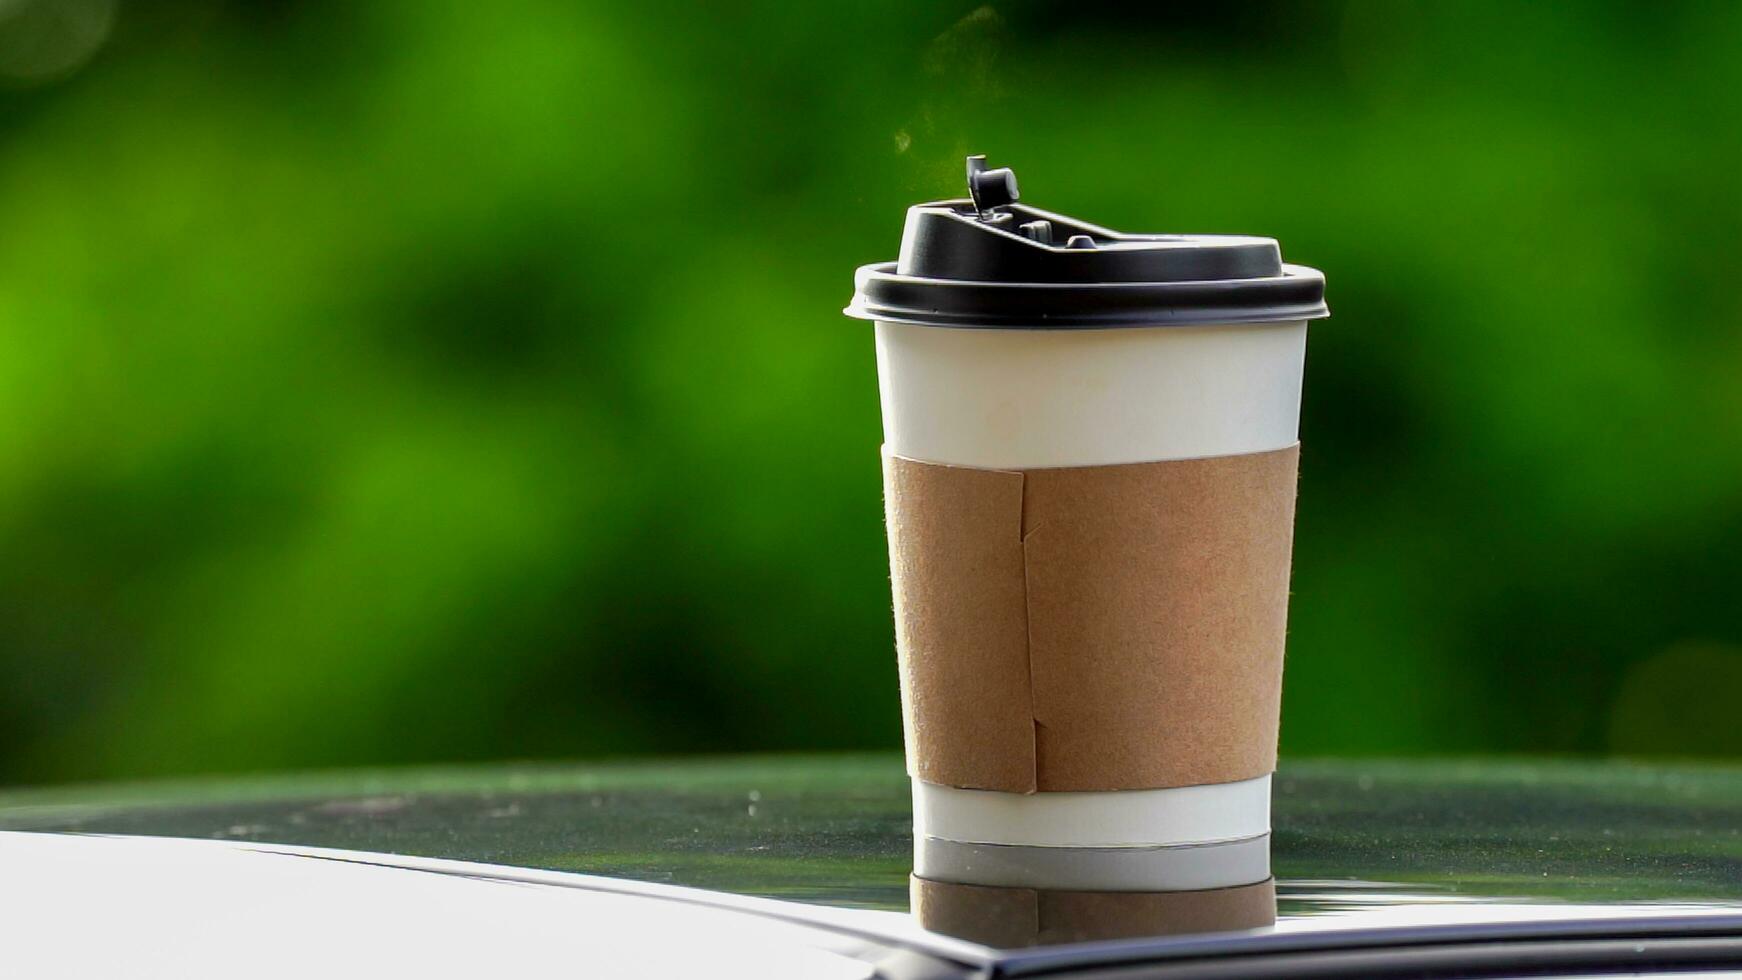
[0,0,115,84]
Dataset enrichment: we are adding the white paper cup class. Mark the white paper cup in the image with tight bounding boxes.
[878,319,1305,848]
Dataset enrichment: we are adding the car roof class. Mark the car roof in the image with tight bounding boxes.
[9,830,1742,980]
[2,754,1741,974]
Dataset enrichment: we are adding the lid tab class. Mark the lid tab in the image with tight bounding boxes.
[966,155,1020,218]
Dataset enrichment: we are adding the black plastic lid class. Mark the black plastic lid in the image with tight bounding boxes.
[845,156,1328,329]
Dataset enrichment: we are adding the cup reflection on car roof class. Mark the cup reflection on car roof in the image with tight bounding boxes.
[911,833,1276,948]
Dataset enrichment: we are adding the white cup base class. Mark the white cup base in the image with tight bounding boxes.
[912,775,1272,849]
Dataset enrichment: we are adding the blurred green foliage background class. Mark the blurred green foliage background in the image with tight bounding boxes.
[1,0,1739,785]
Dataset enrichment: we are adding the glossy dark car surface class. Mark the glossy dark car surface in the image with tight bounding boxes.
[4,755,1742,977]
[7,754,1742,909]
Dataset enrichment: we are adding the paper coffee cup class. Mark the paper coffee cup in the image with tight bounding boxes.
[845,157,1328,850]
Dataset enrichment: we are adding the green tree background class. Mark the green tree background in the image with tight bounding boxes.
[1,0,1739,784]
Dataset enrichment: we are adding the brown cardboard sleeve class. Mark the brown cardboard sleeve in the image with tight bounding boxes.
[910,876,1277,948]
[883,445,1299,793]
